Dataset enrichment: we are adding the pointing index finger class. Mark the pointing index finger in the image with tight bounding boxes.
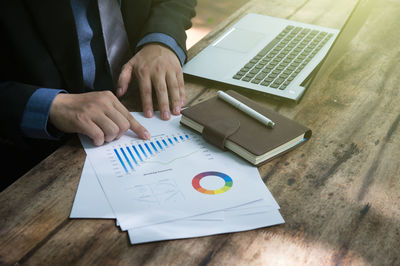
[127,113,151,140]
[112,99,151,140]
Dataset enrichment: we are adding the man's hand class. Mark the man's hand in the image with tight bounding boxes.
[49,91,150,146]
[117,44,185,120]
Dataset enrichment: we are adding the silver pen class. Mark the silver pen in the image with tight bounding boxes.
[217,91,275,128]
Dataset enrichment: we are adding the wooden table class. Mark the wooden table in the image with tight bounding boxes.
[1,0,399,265]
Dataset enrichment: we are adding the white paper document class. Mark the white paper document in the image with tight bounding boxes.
[80,114,274,230]
[73,112,284,244]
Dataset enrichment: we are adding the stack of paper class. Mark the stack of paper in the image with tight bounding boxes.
[71,113,284,244]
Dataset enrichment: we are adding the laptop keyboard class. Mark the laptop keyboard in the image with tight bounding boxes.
[233,25,333,90]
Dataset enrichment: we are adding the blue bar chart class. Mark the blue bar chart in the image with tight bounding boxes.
[111,133,192,175]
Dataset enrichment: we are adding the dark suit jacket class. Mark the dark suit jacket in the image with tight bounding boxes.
[0,0,196,144]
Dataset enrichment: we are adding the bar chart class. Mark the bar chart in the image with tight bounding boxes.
[108,132,192,176]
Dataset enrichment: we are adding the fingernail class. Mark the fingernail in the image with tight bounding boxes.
[117,88,123,96]
[173,106,180,115]
[181,100,185,107]
[163,111,170,120]
[143,131,151,140]
[145,109,153,118]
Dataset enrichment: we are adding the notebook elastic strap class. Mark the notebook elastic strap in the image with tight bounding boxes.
[202,119,240,150]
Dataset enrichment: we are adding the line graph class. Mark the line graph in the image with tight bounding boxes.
[142,150,200,166]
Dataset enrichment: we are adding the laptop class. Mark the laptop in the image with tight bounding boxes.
[183,0,374,102]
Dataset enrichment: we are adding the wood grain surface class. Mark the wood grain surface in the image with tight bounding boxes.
[1,0,399,265]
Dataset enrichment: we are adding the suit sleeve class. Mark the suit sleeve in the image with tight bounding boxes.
[138,0,196,62]
[20,88,66,139]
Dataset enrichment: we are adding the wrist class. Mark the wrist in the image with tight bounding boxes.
[136,33,186,66]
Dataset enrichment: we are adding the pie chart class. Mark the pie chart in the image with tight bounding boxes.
[192,171,233,195]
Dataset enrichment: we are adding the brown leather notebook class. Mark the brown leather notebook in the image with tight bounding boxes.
[180,90,312,165]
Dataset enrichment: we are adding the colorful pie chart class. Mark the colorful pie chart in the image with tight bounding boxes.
[192,171,233,195]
